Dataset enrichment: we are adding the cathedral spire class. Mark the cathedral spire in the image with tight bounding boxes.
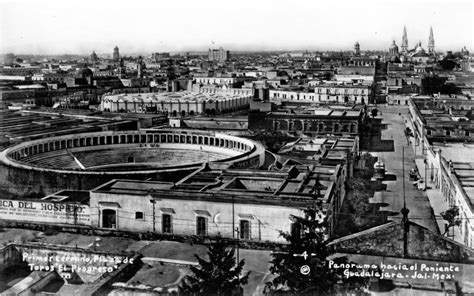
[428,26,435,53]
[401,26,408,53]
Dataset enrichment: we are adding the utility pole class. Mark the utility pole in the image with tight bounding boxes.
[235,227,240,266]
[150,199,156,232]
[401,146,410,258]
[414,136,416,157]
[232,195,235,238]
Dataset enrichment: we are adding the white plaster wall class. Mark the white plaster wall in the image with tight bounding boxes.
[90,192,303,243]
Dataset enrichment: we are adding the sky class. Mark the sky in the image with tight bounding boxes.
[0,0,473,55]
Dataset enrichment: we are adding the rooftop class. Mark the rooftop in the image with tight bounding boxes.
[278,136,357,163]
[103,91,250,103]
[42,190,91,204]
[0,109,136,146]
[435,143,474,163]
[270,108,362,118]
[92,163,342,207]
[452,161,474,205]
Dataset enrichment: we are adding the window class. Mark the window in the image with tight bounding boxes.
[162,214,172,234]
[196,216,207,236]
[135,212,144,220]
[240,220,251,239]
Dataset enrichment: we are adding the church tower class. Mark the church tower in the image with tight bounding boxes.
[113,46,120,62]
[90,51,98,62]
[354,41,360,56]
[137,56,145,78]
[428,26,435,54]
[401,26,408,53]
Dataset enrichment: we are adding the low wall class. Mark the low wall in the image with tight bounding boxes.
[0,244,22,270]
[0,161,194,197]
[329,221,473,263]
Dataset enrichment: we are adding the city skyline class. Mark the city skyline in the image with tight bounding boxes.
[1,0,473,55]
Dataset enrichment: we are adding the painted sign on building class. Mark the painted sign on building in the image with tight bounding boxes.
[0,199,90,225]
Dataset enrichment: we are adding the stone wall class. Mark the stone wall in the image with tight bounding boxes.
[331,222,405,258]
[330,221,473,263]
[0,244,22,270]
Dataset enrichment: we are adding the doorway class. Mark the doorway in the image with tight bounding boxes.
[102,209,117,229]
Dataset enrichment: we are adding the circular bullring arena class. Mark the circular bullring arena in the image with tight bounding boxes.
[0,129,265,196]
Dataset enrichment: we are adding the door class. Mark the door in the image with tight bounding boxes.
[240,220,251,239]
[102,209,117,229]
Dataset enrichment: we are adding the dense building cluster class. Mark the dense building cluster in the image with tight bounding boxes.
[0,27,473,295]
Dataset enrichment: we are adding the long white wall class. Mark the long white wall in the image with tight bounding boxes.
[90,191,302,243]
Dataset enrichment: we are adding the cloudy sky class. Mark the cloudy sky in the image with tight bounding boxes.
[0,0,473,54]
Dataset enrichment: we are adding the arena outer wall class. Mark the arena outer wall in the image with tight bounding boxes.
[0,129,265,197]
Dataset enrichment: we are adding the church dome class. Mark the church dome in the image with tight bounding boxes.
[415,42,425,54]
[390,40,398,50]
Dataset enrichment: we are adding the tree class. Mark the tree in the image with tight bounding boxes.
[351,191,372,227]
[371,108,378,118]
[265,206,368,295]
[441,206,462,236]
[180,236,250,295]
[250,131,297,153]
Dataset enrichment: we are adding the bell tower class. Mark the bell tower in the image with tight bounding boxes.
[354,41,360,56]
[113,46,120,62]
[401,26,408,53]
[428,26,435,54]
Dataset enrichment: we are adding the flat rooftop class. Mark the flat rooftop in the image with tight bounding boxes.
[452,162,474,206]
[103,91,250,103]
[270,108,362,118]
[434,144,474,163]
[278,136,356,161]
[0,110,136,146]
[92,179,183,195]
[93,163,341,205]
[42,190,91,204]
